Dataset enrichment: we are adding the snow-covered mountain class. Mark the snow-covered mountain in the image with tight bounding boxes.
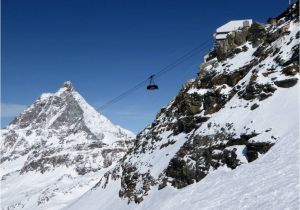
[0,81,135,210]
[64,2,299,210]
[1,2,299,210]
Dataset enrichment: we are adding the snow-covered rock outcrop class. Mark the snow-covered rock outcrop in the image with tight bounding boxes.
[65,2,299,210]
[0,81,135,210]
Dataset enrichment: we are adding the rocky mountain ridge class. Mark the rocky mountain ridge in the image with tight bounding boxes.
[64,2,299,209]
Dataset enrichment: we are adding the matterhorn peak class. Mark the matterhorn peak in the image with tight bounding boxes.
[62,81,74,91]
[1,81,135,209]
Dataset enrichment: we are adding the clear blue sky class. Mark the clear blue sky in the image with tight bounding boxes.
[2,0,288,133]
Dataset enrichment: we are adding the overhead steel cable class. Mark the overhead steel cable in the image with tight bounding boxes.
[154,40,211,78]
[97,78,149,111]
[97,39,211,111]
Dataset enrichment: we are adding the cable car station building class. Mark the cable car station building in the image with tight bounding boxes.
[204,19,254,62]
[215,19,253,41]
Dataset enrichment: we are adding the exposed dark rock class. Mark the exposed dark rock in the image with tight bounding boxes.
[247,22,267,47]
[21,154,70,174]
[246,142,274,162]
[238,83,276,101]
[253,44,267,57]
[274,55,286,66]
[250,103,259,110]
[204,49,218,62]
[162,131,270,189]
[119,164,156,204]
[216,28,249,60]
[160,140,176,149]
[274,78,298,88]
[281,65,299,76]
[1,131,18,152]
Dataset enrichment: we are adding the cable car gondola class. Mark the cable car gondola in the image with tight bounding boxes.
[147,75,159,90]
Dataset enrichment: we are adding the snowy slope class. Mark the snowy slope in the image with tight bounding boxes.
[64,3,300,210]
[0,82,135,210]
[63,85,300,210]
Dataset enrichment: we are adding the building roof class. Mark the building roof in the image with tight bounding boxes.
[216,19,253,33]
[215,33,228,40]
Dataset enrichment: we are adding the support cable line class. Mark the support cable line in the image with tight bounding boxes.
[97,39,211,111]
